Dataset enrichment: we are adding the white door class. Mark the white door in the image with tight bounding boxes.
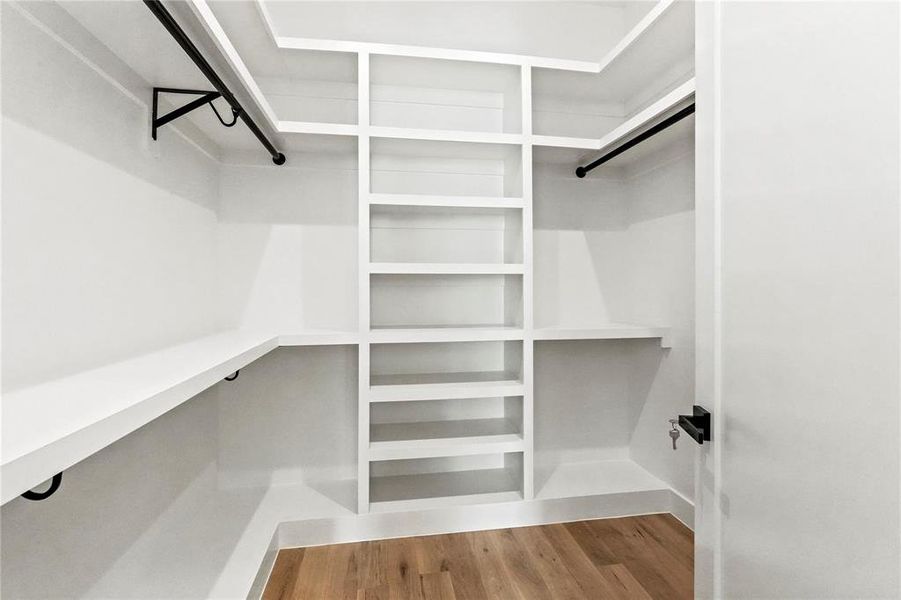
[694,1,900,598]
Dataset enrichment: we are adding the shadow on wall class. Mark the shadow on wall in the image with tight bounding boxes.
[217,345,358,509]
[216,161,359,331]
[2,2,220,212]
[0,389,267,599]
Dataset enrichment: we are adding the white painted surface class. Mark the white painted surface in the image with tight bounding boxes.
[1,1,702,597]
[1,3,223,390]
[257,0,629,64]
[694,2,901,598]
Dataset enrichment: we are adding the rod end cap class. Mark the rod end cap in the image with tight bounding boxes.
[575,166,587,178]
[272,153,286,166]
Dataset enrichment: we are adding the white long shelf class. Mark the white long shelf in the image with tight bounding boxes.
[533,323,672,347]
[370,262,524,275]
[369,194,524,209]
[369,325,524,344]
[0,329,360,505]
[369,418,523,461]
[370,371,524,402]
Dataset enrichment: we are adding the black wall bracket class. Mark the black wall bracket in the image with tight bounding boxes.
[678,405,712,445]
[21,472,63,501]
[152,87,240,141]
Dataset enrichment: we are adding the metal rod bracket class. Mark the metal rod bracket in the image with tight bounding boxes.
[21,472,63,501]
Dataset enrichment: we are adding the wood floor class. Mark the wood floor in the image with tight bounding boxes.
[262,514,693,599]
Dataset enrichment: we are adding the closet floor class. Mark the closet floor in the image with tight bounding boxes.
[262,514,693,599]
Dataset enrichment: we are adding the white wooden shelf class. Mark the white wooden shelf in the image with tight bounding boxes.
[594,0,694,95]
[530,134,601,151]
[370,126,523,145]
[0,329,362,505]
[370,468,522,513]
[368,194,524,209]
[370,371,524,402]
[533,323,672,347]
[370,262,524,275]
[1,331,277,505]
[535,459,669,500]
[595,78,695,155]
[369,326,524,344]
[369,418,523,461]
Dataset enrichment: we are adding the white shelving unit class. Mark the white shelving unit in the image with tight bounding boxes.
[1,3,698,596]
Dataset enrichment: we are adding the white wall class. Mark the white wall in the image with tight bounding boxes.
[1,2,222,390]
[0,4,226,597]
[217,152,358,332]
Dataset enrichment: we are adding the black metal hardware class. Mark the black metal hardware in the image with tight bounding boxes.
[152,88,220,140]
[21,472,62,501]
[575,103,695,178]
[143,0,286,165]
[224,370,240,381]
[677,405,711,445]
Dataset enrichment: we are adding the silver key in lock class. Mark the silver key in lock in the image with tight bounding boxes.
[668,419,680,450]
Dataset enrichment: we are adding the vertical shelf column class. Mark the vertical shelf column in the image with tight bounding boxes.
[521,65,535,500]
[357,51,371,514]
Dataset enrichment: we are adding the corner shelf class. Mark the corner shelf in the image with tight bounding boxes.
[1,329,362,505]
[533,324,672,348]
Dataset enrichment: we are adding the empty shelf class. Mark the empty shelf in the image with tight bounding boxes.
[533,323,671,347]
[369,194,524,209]
[370,126,523,145]
[536,459,669,500]
[370,371,524,402]
[370,468,522,512]
[370,262,524,275]
[370,418,523,461]
[370,326,524,344]
[1,330,278,505]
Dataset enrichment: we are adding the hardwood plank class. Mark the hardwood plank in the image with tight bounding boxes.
[541,523,649,600]
[462,530,524,599]
[419,571,457,600]
[509,525,586,600]
[585,517,691,600]
[262,515,694,600]
[385,537,424,600]
[322,542,363,600]
[484,528,555,599]
[290,545,332,599]
[262,548,304,600]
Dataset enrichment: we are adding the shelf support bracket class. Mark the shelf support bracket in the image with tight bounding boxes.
[151,87,239,141]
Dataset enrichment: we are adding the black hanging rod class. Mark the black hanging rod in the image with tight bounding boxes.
[143,0,285,165]
[575,103,695,178]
